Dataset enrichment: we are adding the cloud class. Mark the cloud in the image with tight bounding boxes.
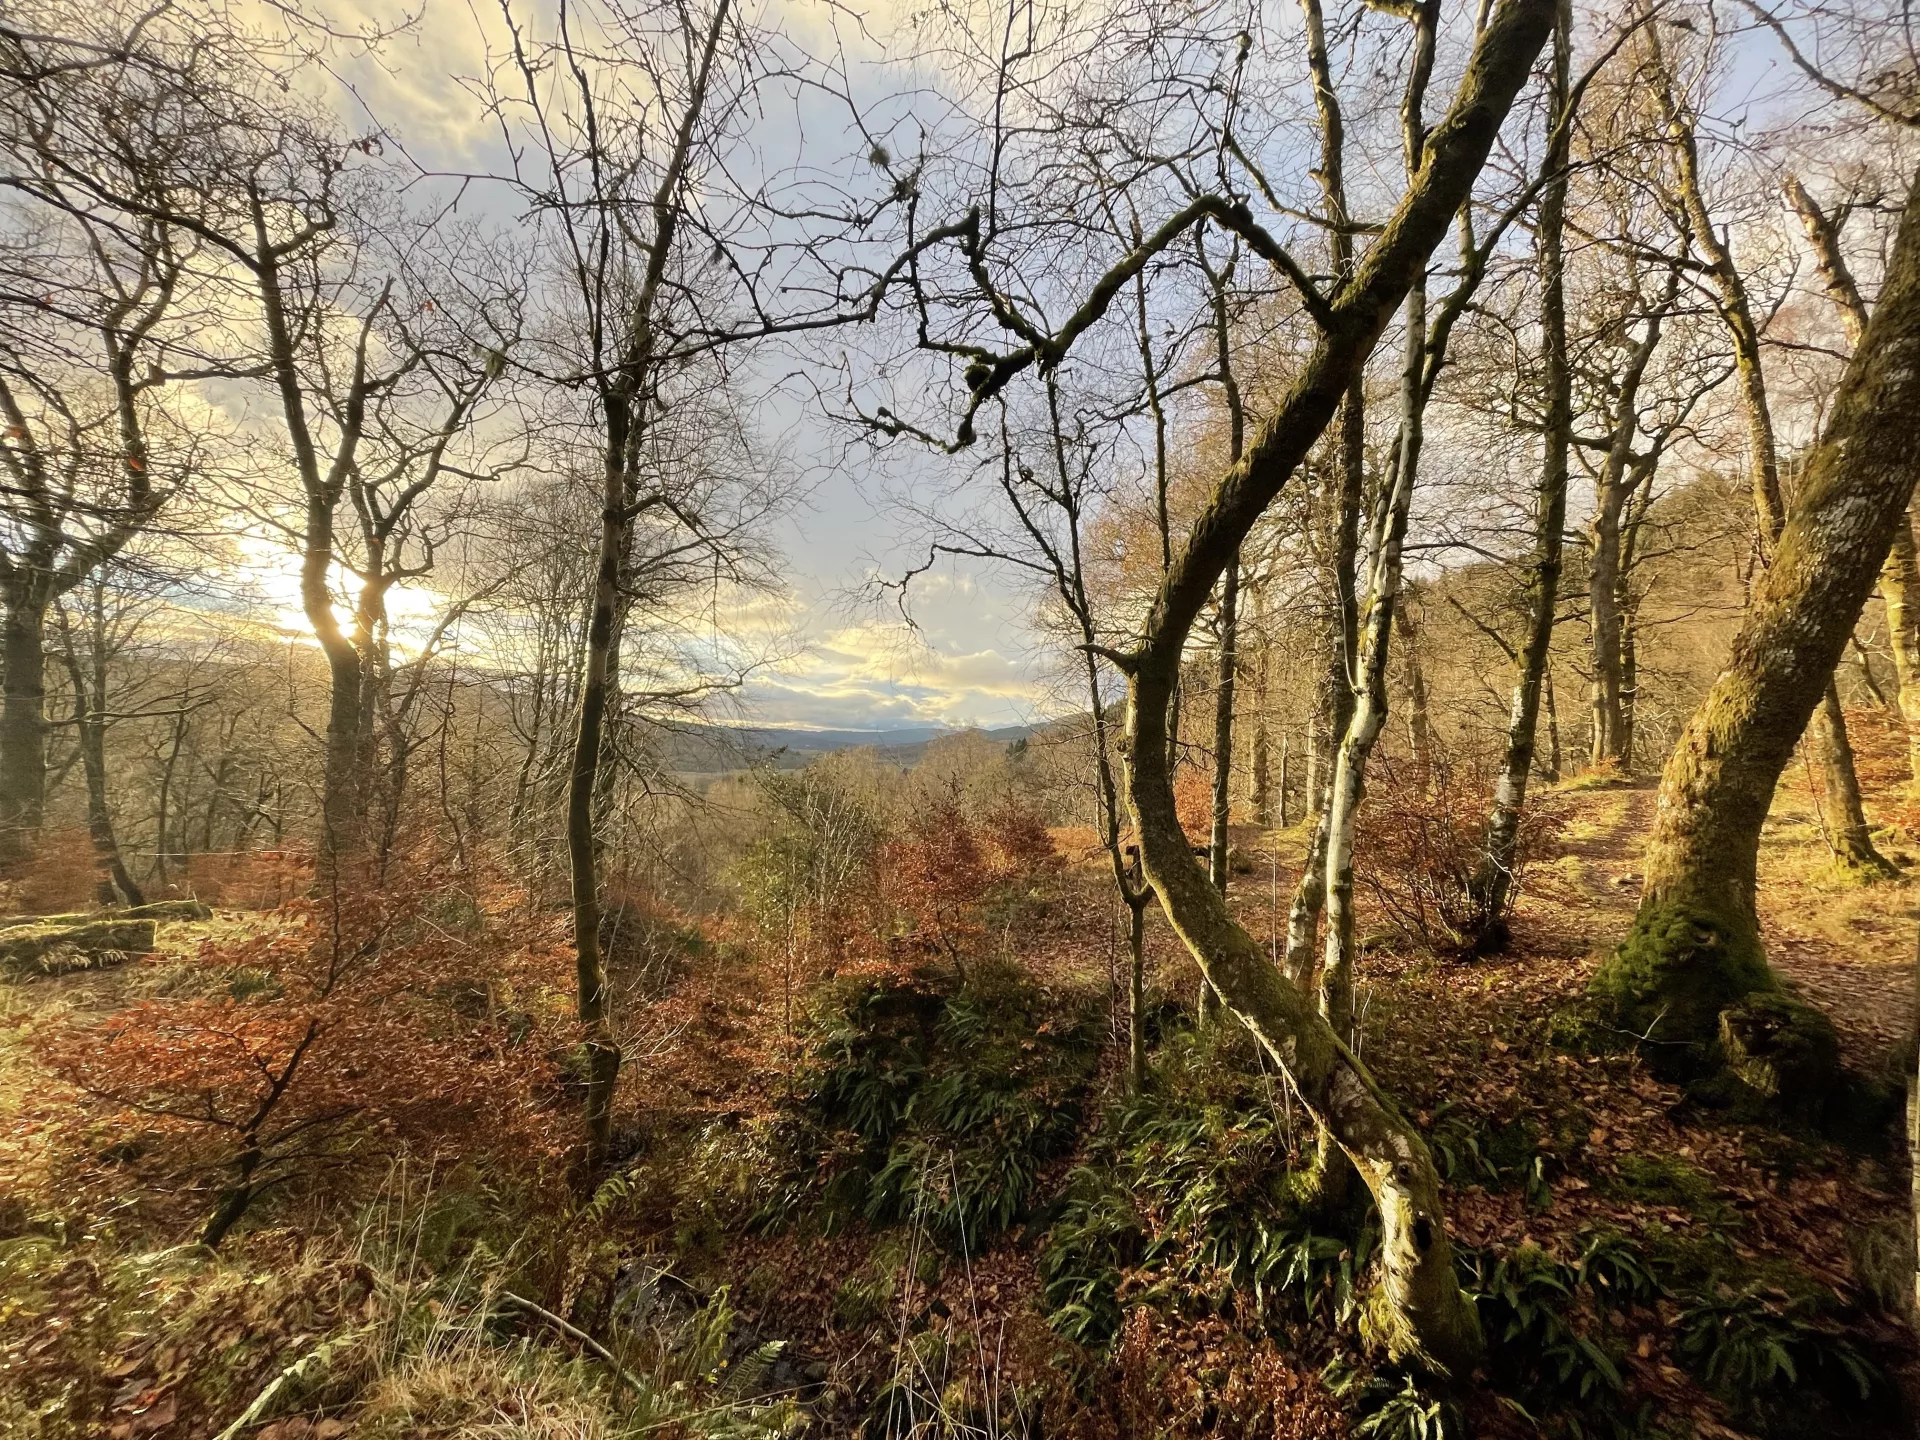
[737,614,1045,729]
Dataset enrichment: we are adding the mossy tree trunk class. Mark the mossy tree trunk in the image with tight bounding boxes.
[1813,681,1895,878]
[1656,46,1891,880]
[1116,0,1555,1369]
[1596,169,1920,1053]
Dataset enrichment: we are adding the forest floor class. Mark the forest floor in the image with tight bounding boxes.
[3,734,1920,1439]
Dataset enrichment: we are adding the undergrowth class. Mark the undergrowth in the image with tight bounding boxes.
[0,1175,804,1439]
[760,959,1099,1251]
[1041,1029,1365,1352]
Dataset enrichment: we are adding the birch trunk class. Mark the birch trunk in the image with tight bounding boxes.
[1883,520,1920,785]
[1321,278,1425,1038]
[1282,0,1365,981]
[1472,0,1570,933]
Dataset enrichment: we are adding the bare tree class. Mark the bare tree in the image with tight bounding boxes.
[0,10,216,860]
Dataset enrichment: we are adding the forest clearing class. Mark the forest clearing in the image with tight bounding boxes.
[7,0,1920,1434]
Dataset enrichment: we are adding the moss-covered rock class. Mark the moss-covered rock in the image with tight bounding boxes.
[1590,899,1775,1071]
[1718,992,1840,1119]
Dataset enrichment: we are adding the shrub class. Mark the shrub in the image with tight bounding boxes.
[1456,1242,1633,1433]
[766,960,1098,1251]
[883,794,990,974]
[1323,1360,1463,1440]
[1354,747,1561,954]
[1674,1283,1880,1424]
[978,798,1061,882]
[1424,1101,1550,1206]
[38,862,564,1244]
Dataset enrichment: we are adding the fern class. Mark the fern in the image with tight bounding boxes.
[1675,1283,1879,1412]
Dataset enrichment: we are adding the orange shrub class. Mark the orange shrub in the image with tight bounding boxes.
[884,792,989,969]
[1353,747,1563,956]
[40,859,564,1243]
[1174,765,1213,850]
[2,828,100,914]
[184,849,312,909]
[979,798,1062,880]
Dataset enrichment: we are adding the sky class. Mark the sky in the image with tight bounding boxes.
[240,0,1832,735]
[262,0,1057,734]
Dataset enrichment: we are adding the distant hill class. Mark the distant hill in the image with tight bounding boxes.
[655,722,1035,774]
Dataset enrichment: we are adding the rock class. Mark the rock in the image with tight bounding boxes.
[1717,992,1840,1118]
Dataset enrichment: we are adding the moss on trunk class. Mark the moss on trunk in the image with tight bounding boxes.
[1596,167,1920,1065]
[1593,900,1774,1070]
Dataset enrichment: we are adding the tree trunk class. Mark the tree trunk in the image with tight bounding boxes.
[1210,560,1241,895]
[1276,730,1292,827]
[1128,893,1148,1091]
[1588,318,1670,772]
[1595,170,1920,1053]
[1199,558,1239,1027]
[1321,275,1425,1037]
[0,583,49,864]
[55,591,143,907]
[1883,519,1920,785]
[1116,0,1552,1370]
[1910,925,1920,1329]
[1401,593,1434,776]
[568,437,629,1172]
[1543,661,1562,782]
[1248,592,1271,824]
[1814,682,1895,878]
[560,0,730,1171]
[1472,0,1569,936]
